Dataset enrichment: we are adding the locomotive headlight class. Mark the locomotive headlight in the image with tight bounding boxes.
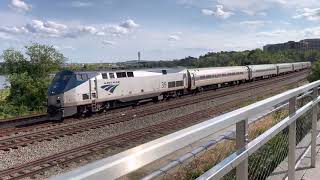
[57,96,61,104]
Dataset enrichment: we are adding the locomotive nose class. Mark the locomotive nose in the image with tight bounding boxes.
[48,95,62,106]
[47,94,63,117]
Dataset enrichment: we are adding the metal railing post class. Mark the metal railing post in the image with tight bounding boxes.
[236,119,248,180]
[288,97,296,180]
[311,87,318,167]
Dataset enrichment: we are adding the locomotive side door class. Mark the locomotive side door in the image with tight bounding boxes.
[89,77,98,99]
[89,77,99,112]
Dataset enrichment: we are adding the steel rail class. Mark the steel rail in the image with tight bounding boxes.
[0,71,306,151]
[0,70,307,130]
[142,89,313,180]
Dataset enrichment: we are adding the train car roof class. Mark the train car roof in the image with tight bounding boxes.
[68,67,186,74]
[188,66,247,71]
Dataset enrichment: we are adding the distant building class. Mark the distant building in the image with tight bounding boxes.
[300,39,320,50]
[263,38,320,52]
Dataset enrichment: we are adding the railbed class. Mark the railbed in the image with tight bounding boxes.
[52,80,320,180]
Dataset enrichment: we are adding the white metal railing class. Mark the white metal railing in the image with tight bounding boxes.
[52,80,320,180]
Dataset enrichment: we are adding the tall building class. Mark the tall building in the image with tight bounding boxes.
[300,39,320,50]
[263,38,320,52]
[138,51,141,62]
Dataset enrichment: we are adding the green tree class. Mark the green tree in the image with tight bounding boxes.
[2,43,65,110]
[308,60,320,82]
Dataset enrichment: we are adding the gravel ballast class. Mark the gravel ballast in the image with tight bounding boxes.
[0,74,309,179]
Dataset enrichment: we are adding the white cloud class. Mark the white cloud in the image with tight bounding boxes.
[216,0,291,16]
[71,1,93,7]
[201,5,234,19]
[168,35,180,41]
[102,40,116,46]
[119,19,139,29]
[304,26,320,37]
[9,0,32,12]
[79,26,97,34]
[267,0,287,4]
[242,10,267,16]
[201,9,214,16]
[25,20,69,37]
[0,19,140,38]
[0,26,28,34]
[0,32,15,40]
[215,5,234,19]
[240,20,269,28]
[256,30,287,37]
[102,25,129,37]
[54,45,76,51]
[293,8,320,21]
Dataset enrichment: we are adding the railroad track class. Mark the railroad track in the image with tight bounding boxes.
[0,88,273,180]
[0,113,48,129]
[0,70,308,135]
[0,71,308,151]
[0,106,132,137]
[0,71,308,180]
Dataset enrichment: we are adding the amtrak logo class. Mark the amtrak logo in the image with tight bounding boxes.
[101,84,119,93]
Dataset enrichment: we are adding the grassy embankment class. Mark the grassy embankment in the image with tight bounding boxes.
[162,81,310,179]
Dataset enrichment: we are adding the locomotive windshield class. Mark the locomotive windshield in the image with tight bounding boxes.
[48,70,74,96]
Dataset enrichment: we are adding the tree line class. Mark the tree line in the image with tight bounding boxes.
[143,49,320,68]
[0,43,320,118]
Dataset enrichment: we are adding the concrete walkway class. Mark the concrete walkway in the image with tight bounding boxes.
[268,133,320,180]
[294,136,320,180]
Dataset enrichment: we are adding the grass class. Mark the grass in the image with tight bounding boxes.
[165,96,311,180]
[165,110,287,180]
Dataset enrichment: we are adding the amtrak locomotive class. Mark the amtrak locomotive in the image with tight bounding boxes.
[47,62,311,120]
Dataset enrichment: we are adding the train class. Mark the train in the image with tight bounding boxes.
[47,62,311,120]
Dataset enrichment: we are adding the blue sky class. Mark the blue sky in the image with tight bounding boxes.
[0,0,320,63]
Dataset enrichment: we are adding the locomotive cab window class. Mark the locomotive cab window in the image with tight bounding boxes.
[82,94,89,100]
[109,73,115,79]
[76,74,88,81]
[116,72,127,78]
[102,73,108,79]
[127,72,134,77]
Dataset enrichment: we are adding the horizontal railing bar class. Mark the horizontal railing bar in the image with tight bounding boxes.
[142,132,234,180]
[142,91,315,180]
[143,93,312,180]
[196,100,314,180]
[53,81,320,180]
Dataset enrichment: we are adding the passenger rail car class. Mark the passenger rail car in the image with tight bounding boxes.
[247,64,277,79]
[189,66,249,90]
[47,62,311,120]
[277,63,293,74]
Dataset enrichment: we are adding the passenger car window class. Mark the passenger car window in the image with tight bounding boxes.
[116,72,127,78]
[109,73,115,79]
[168,81,176,88]
[127,72,134,77]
